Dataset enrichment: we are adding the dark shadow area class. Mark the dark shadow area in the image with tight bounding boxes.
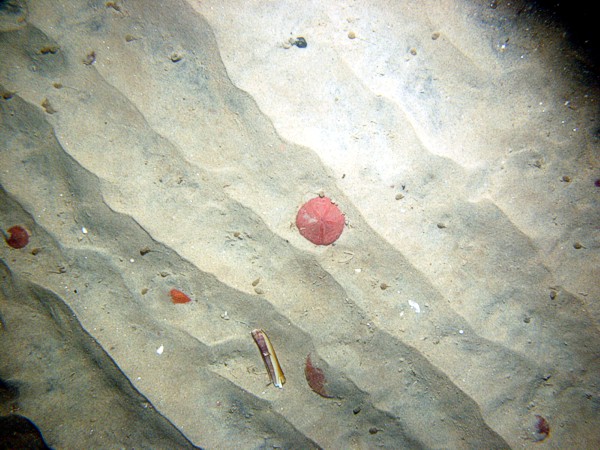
[530,0,598,74]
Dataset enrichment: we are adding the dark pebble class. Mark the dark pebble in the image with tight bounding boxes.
[293,37,307,48]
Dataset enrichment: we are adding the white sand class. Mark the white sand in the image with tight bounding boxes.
[1,0,598,448]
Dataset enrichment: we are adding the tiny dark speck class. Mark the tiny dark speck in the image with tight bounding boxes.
[293,37,307,48]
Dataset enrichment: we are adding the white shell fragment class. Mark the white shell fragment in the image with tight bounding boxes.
[156,345,164,355]
[408,300,421,313]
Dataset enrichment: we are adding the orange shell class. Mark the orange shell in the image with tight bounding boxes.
[305,354,333,398]
[169,288,191,304]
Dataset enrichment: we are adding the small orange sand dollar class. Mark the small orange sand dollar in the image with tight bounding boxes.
[296,197,344,245]
[169,288,191,304]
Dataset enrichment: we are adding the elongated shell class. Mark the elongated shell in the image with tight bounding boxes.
[251,329,285,388]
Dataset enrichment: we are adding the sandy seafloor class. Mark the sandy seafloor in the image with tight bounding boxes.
[1,0,599,448]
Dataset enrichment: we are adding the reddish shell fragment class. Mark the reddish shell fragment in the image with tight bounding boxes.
[296,197,344,245]
[5,226,29,249]
[169,288,191,304]
[534,415,550,441]
[305,354,333,398]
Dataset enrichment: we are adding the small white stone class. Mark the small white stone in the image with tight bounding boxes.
[81,226,88,234]
[157,345,164,355]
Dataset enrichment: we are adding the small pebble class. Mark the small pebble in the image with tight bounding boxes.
[83,51,96,65]
[39,45,59,54]
[41,98,57,114]
[348,31,356,39]
[293,37,307,48]
[395,193,404,200]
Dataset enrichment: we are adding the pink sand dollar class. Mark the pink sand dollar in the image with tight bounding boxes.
[296,197,345,245]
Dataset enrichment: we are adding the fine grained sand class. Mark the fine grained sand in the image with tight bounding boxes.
[1,0,598,448]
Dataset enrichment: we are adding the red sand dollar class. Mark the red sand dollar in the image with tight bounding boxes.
[296,197,345,245]
[5,226,29,249]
